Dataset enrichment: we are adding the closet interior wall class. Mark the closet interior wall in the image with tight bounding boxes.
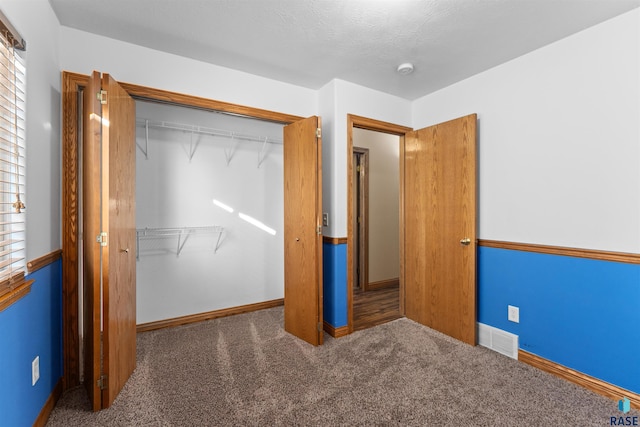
[135,101,285,324]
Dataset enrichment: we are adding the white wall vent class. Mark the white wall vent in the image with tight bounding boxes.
[477,323,518,360]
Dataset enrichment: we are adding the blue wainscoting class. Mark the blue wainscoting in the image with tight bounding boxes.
[0,259,63,427]
[323,241,348,328]
[478,246,640,394]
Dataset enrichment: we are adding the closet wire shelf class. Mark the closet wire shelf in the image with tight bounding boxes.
[135,226,224,260]
[136,118,282,166]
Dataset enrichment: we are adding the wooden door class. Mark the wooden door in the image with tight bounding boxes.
[283,116,323,346]
[83,71,137,410]
[404,114,477,345]
[82,71,103,412]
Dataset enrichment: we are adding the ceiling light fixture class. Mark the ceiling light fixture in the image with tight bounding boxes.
[397,62,414,75]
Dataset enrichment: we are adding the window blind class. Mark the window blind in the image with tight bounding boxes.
[0,21,26,294]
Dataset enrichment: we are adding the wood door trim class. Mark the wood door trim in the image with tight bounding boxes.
[119,82,304,124]
[347,114,408,334]
[61,71,87,390]
[349,114,413,135]
[479,239,640,264]
[61,71,308,391]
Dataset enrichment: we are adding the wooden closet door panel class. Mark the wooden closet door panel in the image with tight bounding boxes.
[101,73,137,408]
[83,71,137,410]
[283,116,323,346]
[82,71,103,412]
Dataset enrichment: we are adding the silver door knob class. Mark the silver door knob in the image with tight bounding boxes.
[460,238,471,246]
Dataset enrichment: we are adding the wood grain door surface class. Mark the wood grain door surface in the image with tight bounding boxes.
[82,71,103,412]
[83,71,137,410]
[283,116,323,346]
[404,114,477,345]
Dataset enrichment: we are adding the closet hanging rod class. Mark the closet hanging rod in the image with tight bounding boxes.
[136,118,282,145]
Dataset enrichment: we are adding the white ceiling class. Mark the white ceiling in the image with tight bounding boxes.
[49,0,639,100]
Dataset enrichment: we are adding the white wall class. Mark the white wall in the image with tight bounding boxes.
[318,80,337,239]
[321,79,412,237]
[412,9,640,253]
[59,27,317,119]
[135,101,284,323]
[0,0,61,259]
[353,128,400,282]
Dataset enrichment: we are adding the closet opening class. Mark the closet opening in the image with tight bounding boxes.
[133,100,286,326]
[62,72,323,396]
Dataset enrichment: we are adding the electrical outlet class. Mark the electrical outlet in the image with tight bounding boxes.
[322,213,329,227]
[32,356,40,386]
[508,305,520,323]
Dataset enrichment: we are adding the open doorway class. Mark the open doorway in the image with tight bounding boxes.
[351,128,402,331]
[347,113,478,343]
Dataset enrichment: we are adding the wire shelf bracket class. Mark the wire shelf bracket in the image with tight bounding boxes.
[135,226,225,260]
[224,134,239,166]
[257,137,269,168]
[135,119,150,159]
[184,131,200,162]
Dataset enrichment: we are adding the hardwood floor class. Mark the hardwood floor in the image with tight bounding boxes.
[353,285,401,331]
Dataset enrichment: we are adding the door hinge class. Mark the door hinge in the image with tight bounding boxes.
[317,322,323,332]
[97,232,108,247]
[317,225,322,235]
[97,375,107,390]
[356,165,360,173]
[316,128,321,138]
[98,90,107,105]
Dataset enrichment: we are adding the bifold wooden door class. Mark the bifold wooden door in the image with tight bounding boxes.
[283,116,324,346]
[83,71,137,410]
[404,114,477,345]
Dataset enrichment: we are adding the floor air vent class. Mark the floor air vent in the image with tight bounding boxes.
[477,323,518,360]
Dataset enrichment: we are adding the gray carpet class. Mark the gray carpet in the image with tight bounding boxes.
[47,307,636,426]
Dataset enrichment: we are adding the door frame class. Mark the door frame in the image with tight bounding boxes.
[346,114,412,334]
[352,147,369,291]
[61,71,305,390]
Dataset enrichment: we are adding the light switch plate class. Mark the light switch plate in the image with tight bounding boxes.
[32,356,40,386]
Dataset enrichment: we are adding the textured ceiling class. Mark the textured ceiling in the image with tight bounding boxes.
[49,0,640,100]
